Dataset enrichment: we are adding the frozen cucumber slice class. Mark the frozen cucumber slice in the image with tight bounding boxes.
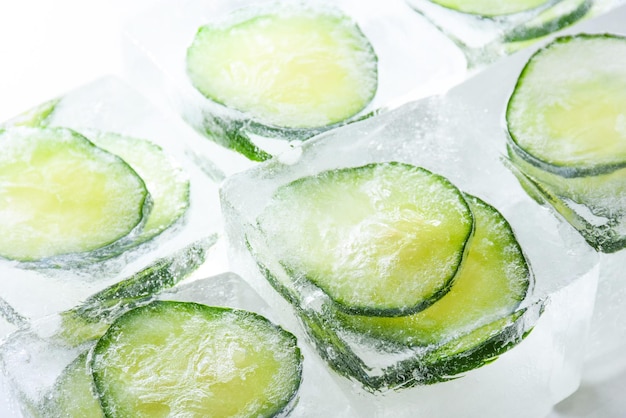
[338,194,531,346]
[504,0,591,42]
[0,99,59,129]
[257,162,473,316]
[0,127,149,263]
[507,145,626,252]
[3,99,189,245]
[507,142,626,215]
[43,352,104,418]
[186,5,377,130]
[506,34,626,177]
[426,0,551,17]
[58,236,215,346]
[407,303,543,384]
[91,301,302,418]
[86,131,190,245]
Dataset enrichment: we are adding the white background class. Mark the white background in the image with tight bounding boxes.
[0,0,162,122]
[1,1,626,417]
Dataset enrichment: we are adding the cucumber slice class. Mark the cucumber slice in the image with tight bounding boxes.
[0,127,150,263]
[58,236,215,346]
[198,113,272,162]
[506,34,626,177]
[186,5,377,130]
[43,352,104,418]
[504,0,592,42]
[338,194,531,346]
[258,162,473,316]
[408,302,543,385]
[1,99,189,242]
[3,100,190,245]
[91,301,302,418]
[507,144,626,252]
[86,131,190,245]
[507,143,626,215]
[426,0,551,17]
[0,99,58,129]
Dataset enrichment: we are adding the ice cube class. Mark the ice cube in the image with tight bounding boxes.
[220,83,598,416]
[405,0,621,68]
[0,273,355,418]
[444,7,626,370]
[0,76,222,322]
[123,0,467,167]
[585,251,626,365]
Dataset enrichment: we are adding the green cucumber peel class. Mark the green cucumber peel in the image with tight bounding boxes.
[57,236,216,346]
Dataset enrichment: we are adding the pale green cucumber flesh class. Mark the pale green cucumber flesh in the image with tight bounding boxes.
[43,352,104,418]
[4,97,190,245]
[506,34,626,176]
[257,162,473,316]
[338,194,531,346]
[0,127,149,262]
[92,301,302,418]
[86,131,190,244]
[504,0,592,42]
[427,0,550,16]
[186,6,377,129]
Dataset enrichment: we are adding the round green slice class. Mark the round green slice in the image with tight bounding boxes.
[507,143,626,252]
[504,0,592,43]
[416,307,533,383]
[506,34,626,176]
[91,301,302,418]
[507,142,626,215]
[0,127,149,262]
[44,352,104,418]
[258,162,474,316]
[0,98,58,130]
[86,131,190,244]
[186,5,378,129]
[427,0,551,17]
[338,194,531,346]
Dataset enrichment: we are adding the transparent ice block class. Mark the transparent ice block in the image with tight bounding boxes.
[220,86,599,416]
[404,0,624,68]
[0,273,355,418]
[0,76,223,322]
[451,6,626,367]
[123,0,467,171]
